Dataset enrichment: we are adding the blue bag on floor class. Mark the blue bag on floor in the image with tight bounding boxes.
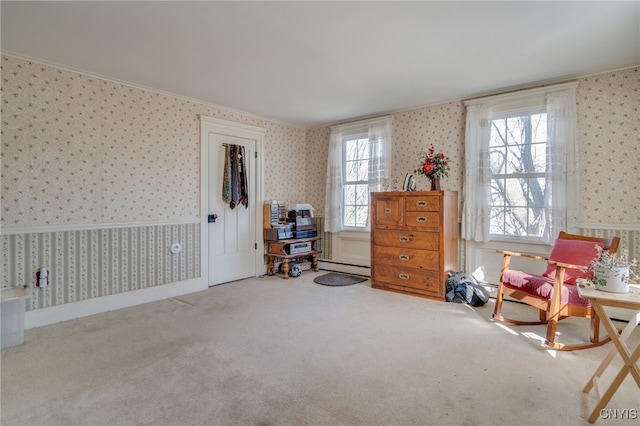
[445,271,490,307]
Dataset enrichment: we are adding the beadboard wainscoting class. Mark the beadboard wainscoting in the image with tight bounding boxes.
[315,216,332,261]
[1,222,201,314]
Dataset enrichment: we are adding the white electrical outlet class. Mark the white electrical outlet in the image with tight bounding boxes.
[38,267,49,288]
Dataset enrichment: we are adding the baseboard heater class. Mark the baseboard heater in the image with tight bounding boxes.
[317,260,371,277]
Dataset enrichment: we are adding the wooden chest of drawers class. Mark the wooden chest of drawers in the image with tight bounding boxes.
[370,191,458,300]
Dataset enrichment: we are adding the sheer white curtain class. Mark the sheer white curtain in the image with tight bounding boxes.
[544,89,579,243]
[367,119,392,199]
[324,116,392,232]
[365,118,392,229]
[325,128,344,233]
[461,104,493,242]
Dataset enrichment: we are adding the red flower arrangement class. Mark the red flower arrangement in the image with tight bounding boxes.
[415,144,450,179]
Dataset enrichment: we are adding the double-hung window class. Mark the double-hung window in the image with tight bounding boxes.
[462,82,579,244]
[489,109,548,239]
[325,116,392,233]
[343,133,370,228]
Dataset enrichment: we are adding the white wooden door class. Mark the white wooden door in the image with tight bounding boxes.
[207,132,257,285]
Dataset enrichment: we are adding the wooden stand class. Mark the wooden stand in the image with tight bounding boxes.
[578,282,640,423]
[266,236,321,279]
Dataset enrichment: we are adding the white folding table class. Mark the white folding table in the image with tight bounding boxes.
[578,282,640,423]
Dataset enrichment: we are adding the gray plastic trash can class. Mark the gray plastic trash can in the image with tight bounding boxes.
[1,287,29,349]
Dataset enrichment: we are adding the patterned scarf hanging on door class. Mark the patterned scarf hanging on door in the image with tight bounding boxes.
[222,144,249,209]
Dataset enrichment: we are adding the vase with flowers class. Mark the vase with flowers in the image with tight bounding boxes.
[415,144,450,190]
[582,245,638,293]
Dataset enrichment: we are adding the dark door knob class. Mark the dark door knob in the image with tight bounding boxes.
[208,214,218,223]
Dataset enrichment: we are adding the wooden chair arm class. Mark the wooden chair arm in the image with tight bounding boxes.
[496,249,548,262]
[497,250,585,271]
[547,260,585,271]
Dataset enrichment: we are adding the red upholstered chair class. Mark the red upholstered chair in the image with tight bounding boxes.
[492,231,620,351]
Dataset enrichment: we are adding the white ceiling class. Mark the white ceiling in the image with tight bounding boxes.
[2,1,639,127]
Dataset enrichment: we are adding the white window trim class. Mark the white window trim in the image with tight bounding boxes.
[325,115,392,233]
[462,81,579,243]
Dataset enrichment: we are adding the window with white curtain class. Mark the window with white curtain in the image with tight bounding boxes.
[462,82,579,244]
[325,116,392,233]
[489,109,548,239]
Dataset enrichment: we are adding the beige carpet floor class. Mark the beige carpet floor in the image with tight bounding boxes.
[1,273,638,426]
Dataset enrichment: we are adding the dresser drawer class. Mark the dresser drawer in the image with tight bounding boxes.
[372,245,439,271]
[373,229,439,250]
[373,264,441,293]
[404,211,440,229]
[405,195,440,212]
[372,196,403,228]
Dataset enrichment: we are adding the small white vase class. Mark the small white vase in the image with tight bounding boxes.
[593,265,630,293]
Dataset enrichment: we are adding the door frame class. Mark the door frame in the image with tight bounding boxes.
[199,115,265,285]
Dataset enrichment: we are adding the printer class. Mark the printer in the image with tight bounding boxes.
[287,204,317,239]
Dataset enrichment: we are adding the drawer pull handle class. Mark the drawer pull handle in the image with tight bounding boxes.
[384,208,391,214]
[399,254,410,261]
[399,273,410,280]
[399,236,410,243]
[416,216,427,223]
[416,201,427,207]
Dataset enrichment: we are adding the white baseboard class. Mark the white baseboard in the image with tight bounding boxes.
[318,261,370,277]
[25,277,208,329]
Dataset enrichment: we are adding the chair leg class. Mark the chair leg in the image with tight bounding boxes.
[492,254,511,320]
[539,310,547,322]
[544,268,612,351]
[546,316,559,346]
[545,268,565,347]
[544,288,611,351]
[493,282,505,319]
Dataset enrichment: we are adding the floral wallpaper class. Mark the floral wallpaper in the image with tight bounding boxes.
[304,126,330,212]
[390,101,465,193]
[1,54,637,313]
[2,54,638,230]
[260,123,306,207]
[304,102,465,217]
[576,68,640,225]
[305,67,639,226]
[1,55,306,228]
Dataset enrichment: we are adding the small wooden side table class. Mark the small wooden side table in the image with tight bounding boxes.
[577,282,640,423]
[265,237,321,279]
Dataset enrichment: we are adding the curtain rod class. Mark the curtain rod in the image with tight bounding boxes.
[330,114,393,131]
[463,81,578,107]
